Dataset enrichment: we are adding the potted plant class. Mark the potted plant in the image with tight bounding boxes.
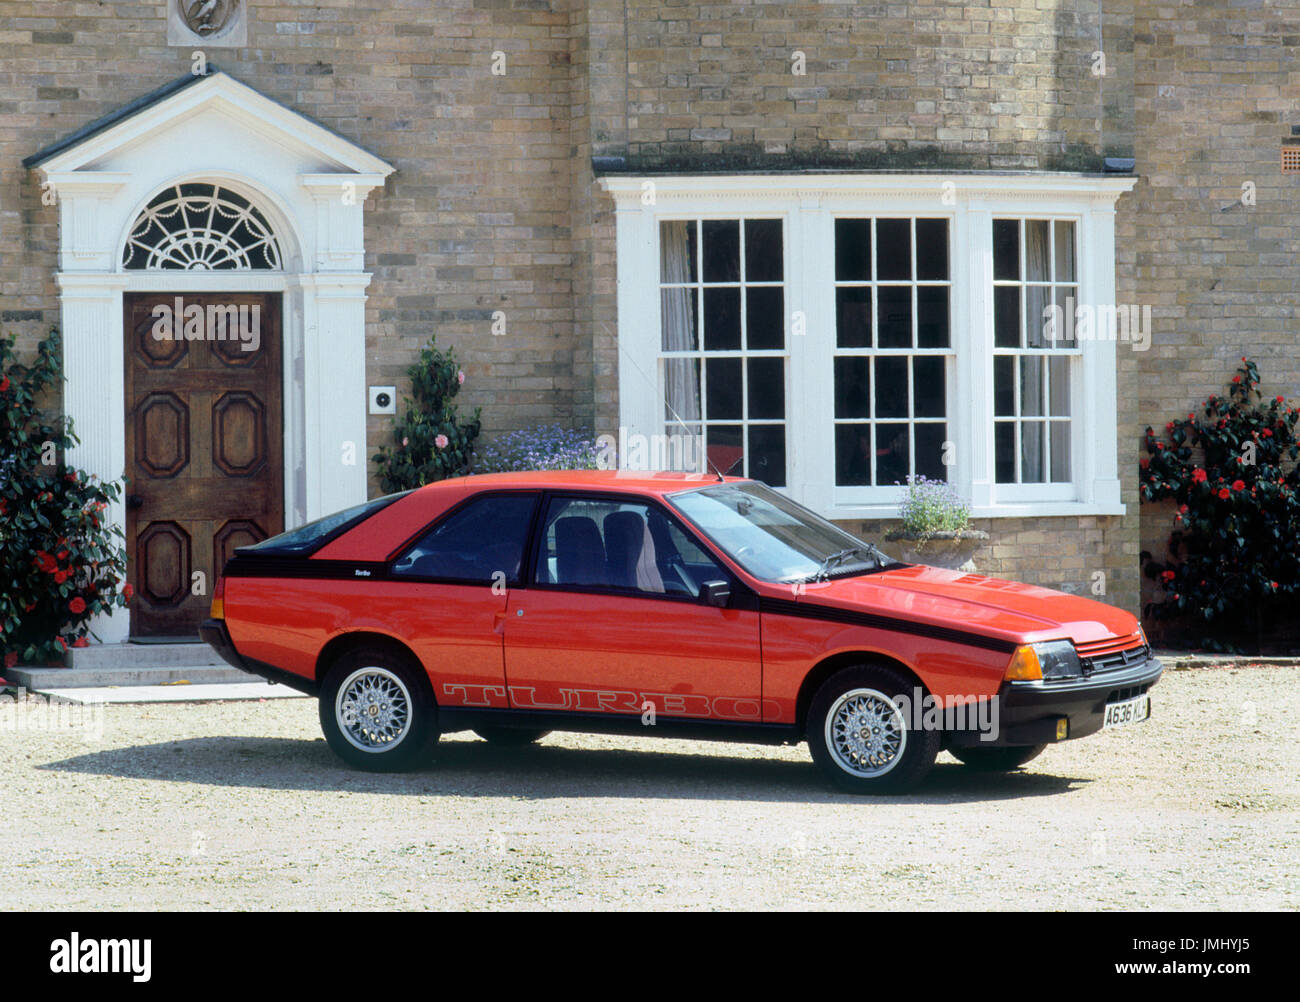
[883,475,988,572]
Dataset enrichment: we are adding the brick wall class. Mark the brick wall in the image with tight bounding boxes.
[0,0,1151,614]
[0,0,586,449]
[1129,1,1300,633]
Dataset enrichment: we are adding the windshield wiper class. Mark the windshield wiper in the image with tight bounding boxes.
[810,547,865,582]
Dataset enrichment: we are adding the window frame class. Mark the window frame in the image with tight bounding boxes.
[603,173,1136,521]
[655,214,791,485]
[388,489,542,587]
[829,213,957,492]
[527,490,735,605]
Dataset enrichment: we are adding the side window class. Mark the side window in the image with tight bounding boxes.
[392,493,537,584]
[536,496,724,598]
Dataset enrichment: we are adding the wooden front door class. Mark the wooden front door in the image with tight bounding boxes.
[124,292,284,638]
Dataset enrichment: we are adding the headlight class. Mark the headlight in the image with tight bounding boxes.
[1003,640,1082,681]
[1033,639,1083,679]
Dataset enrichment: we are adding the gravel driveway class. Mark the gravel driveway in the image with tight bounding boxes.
[1,665,1296,910]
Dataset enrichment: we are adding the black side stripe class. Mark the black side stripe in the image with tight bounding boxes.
[758,596,1019,654]
[223,557,393,581]
[224,557,1019,654]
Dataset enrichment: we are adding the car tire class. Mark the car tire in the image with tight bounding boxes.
[319,646,439,772]
[948,743,1046,771]
[807,665,938,794]
[473,726,551,746]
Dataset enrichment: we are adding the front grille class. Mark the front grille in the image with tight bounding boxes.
[1106,682,1153,704]
[1076,631,1145,659]
[1080,641,1151,676]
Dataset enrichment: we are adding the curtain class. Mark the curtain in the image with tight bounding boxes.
[1025,219,1051,348]
[1022,220,1052,481]
[660,221,701,467]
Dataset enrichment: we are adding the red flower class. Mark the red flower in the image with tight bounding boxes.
[122,583,134,601]
[1233,375,1241,383]
[1271,582,1279,590]
[54,570,68,584]
[1193,468,1208,483]
[1277,395,1285,404]
[1140,459,1149,469]
[1165,422,1174,432]
[57,550,68,561]
[1263,428,1273,437]
[1232,479,1245,491]
[1217,488,1231,500]
[56,637,67,652]
[72,637,89,648]
[68,597,86,614]
[1179,504,1189,513]
[1161,570,1175,583]
[0,377,9,393]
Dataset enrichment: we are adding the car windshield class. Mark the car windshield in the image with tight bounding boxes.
[669,481,897,583]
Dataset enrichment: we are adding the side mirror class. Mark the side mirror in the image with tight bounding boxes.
[699,580,731,607]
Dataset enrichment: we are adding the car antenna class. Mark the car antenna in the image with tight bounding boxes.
[617,340,727,481]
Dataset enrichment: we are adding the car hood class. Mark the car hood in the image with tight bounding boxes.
[787,563,1140,647]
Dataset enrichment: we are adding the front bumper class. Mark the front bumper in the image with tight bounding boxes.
[948,655,1164,748]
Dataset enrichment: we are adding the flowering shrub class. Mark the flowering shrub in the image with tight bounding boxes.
[473,424,608,473]
[372,338,481,493]
[896,474,971,537]
[1,329,129,667]
[1139,358,1300,652]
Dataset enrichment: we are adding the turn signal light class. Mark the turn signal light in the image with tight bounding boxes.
[1004,645,1043,682]
[210,576,225,621]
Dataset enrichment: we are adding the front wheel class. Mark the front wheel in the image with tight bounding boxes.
[948,743,1046,771]
[807,665,938,794]
[319,647,439,771]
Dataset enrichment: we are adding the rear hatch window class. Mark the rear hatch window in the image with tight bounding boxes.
[237,491,412,557]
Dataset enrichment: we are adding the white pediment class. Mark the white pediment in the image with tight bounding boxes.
[28,70,394,273]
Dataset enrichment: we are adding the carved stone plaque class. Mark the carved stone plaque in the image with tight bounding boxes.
[167,0,248,48]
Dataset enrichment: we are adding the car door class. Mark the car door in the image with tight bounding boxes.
[388,490,540,709]
[502,493,763,722]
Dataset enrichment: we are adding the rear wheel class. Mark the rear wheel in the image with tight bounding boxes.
[473,726,551,746]
[806,665,938,794]
[319,647,438,771]
[948,743,1046,771]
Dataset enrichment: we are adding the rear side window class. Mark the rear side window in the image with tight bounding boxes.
[391,493,538,584]
[239,491,411,557]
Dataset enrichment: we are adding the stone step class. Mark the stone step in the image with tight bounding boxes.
[67,642,224,670]
[5,663,255,690]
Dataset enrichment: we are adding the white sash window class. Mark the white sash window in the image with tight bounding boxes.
[604,173,1136,519]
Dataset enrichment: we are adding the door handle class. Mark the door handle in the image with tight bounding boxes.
[126,494,144,510]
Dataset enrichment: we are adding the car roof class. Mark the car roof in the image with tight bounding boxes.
[432,470,750,496]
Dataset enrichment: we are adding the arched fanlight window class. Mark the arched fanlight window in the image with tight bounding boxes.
[122,182,283,270]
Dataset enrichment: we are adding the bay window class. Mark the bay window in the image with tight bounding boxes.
[604,173,1136,520]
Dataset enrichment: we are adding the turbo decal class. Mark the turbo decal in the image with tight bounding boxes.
[441,683,506,706]
[444,683,773,720]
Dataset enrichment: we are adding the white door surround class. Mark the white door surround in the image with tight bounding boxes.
[27,70,395,644]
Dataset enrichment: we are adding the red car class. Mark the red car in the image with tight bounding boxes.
[201,471,1161,793]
